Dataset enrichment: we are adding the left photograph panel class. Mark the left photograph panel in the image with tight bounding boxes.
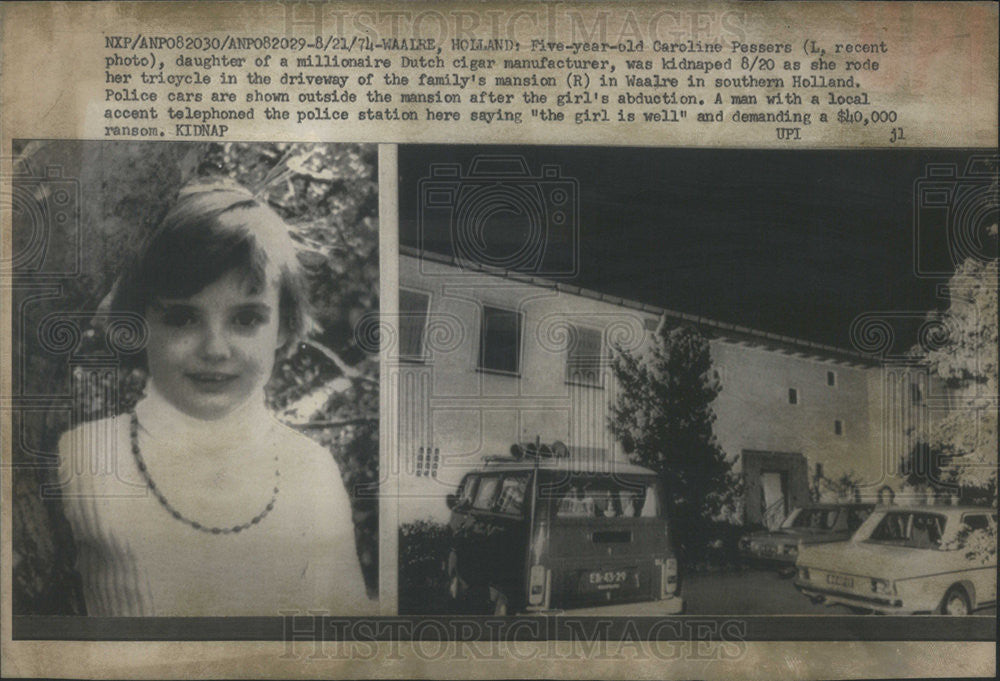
[9,140,379,617]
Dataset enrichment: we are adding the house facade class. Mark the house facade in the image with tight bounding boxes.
[393,247,942,525]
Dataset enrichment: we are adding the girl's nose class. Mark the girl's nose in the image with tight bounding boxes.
[198,323,232,361]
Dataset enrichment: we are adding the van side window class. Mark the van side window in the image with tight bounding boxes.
[494,474,530,516]
[458,475,478,506]
[472,476,501,511]
[554,478,661,518]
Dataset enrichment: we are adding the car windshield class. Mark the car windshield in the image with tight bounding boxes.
[784,508,839,530]
[548,476,660,519]
[866,511,948,548]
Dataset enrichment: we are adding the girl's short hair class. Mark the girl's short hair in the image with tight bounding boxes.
[111,181,308,362]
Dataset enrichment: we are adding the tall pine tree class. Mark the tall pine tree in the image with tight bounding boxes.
[609,321,738,563]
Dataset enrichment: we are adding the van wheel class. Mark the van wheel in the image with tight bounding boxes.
[488,586,509,616]
[940,586,971,616]
[445,550,468,609]
[446,551,506,615]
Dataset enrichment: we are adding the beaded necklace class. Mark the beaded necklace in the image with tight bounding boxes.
[129,411,280,535]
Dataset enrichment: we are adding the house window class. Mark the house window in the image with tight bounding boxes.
[827,370,836,387]
[479,305,522,375]
[788,388,798,405]
[834,420,843,436]
[399,289,430,362]
[566,325,604,387]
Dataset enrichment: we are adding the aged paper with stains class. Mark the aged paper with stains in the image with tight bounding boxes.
[2,1,997,679]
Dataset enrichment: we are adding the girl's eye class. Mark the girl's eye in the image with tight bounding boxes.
[160,308,198,328]
[233,309,267,328]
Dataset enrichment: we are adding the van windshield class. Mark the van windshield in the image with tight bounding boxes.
[547,476,660,519]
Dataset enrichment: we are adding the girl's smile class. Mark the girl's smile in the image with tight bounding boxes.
[185,371,240,392]
[144,268,284,420]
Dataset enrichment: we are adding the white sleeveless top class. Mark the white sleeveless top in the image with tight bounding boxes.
[58,385,372,616]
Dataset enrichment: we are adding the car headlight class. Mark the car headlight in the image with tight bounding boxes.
[783,544,798,556]
[738,536,750,550]
[870,578,894,595]
[797,566,810,580]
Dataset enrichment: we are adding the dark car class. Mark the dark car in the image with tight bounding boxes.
[445,443,683,615]
[738,503,875,573]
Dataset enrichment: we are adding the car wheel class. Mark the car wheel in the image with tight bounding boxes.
[940,586,971,616]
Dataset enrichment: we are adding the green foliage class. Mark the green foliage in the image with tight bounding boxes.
[11,141,379,612]
[608,322,739,564]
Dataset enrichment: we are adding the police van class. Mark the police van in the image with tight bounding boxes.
[444,441,683,615]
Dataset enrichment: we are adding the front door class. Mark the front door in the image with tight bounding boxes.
[759,470,788,529]
[742,450,808,529]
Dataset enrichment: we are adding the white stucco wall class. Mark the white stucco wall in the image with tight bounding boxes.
[395,252,916,523]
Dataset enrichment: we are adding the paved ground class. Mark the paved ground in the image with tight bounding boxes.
[683,568,845,614]
[553,568,997,617]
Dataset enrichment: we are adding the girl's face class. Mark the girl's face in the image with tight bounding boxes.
[144,268,284,420]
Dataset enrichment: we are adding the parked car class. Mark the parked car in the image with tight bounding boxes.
[794,505,997,614]
[444,443,683,615]
[738,503,875,573]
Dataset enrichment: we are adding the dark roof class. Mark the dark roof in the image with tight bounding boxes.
[401,245,880,367]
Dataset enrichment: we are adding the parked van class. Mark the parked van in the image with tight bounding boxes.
[445,443,683,615]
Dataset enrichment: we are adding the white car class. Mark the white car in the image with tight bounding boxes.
[794,505,997,615]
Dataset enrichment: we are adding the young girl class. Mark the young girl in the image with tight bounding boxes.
[58,180,372,616]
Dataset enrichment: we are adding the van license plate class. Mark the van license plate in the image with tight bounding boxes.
[826,574,853,588]
[582,569,637,592]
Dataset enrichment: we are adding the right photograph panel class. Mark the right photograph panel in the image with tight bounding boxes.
[393,144,998,618]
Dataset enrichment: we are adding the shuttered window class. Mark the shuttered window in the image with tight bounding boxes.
[399,289,430,362]
[479,306,522,375]
[566,325,604,387]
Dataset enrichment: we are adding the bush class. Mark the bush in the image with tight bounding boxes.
[398,520,453,615]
